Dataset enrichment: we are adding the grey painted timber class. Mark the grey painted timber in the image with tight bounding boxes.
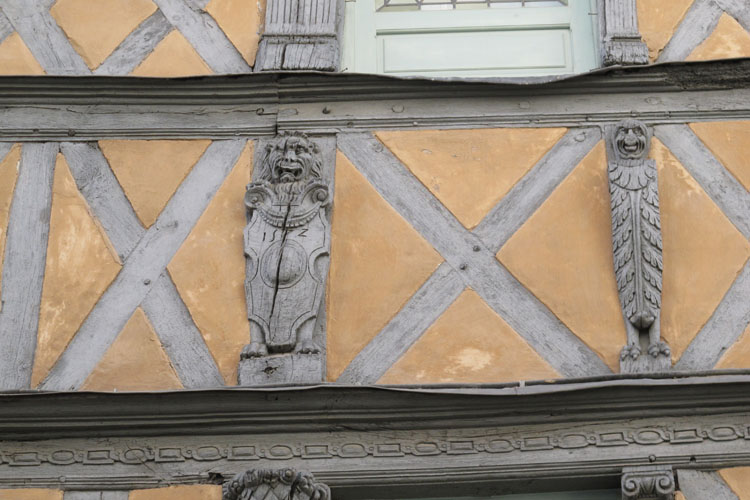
[61,142,224,388]
[337,262,465,384]
[474,128,602,252]
[657,0,724,63]
[338,133,611,378]
[152,0,251,74]
[64,493,129,500]
[0,1,91,75]
[654,124,750,240]
[677,470,739,500]
[675,259,750,371]
[716,0,750,32]
[40,140,246,391]
[94,11,173,76]
[0,11,13,47]
[0,143,57,390]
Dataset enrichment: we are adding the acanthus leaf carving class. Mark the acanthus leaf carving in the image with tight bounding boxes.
[224,469,331,500]
[606,119,670,373]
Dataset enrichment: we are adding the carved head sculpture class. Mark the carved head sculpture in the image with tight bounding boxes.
[259,132,322,185]
[613,119,651,161]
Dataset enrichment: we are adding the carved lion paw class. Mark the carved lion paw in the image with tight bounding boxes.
[241,342,268,359]
[648,341,671,358]
[295,340,320,354]
[620,344,641,361]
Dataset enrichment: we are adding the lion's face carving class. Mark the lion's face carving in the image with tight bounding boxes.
[260,133,322,185]
[614,120,650,161]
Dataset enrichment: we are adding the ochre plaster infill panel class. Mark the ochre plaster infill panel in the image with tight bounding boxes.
[0,144,21,301]
[130,485,222,500]
[716,323,750,369]
[50,0,157,70]
[379,289,559,384]
[0,32,45,75]
[81,307,183,391]
[654,138,750,362]
[376,128,567,230]
[719,467,750,499]
[636,0,693,62]
[32,153,122,388]
[168,141,254,385]
[0,489,62,500]
[687,13,750,61]
[206,0,265,66]
[690,121,750,192]
[99,139,211,228]
[131,30,213,77]
[497,141,626,372]
[326,151,443,381]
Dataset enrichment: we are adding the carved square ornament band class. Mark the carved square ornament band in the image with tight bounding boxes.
[240,133,332,385]
[621,465,675,500]
[606,120,670,374]
[224,469,331,500]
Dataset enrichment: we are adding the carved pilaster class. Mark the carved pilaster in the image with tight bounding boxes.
[255,0,343,71]
[602,0,649,66]
[239,133,334,385]
[622,466,675,500]
[224,469,330,500]
[605,119,670,374]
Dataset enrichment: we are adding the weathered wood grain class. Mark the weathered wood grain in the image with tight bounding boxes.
[64,492,129,500]
[655,124,750,239]
[152,0,251,74]
[474,128,601,252]
[0,143,58,390]
[94,11,173,76]
[0,11,13,47]
[678,470,740,500]
[41,140,246,391]
[657,0,723,63]
[716,0,750,32]
[337,262,465,384]
[61,142,224,388]
[675,259,750,371]
[1,0,91,75]
[338,133,612,378]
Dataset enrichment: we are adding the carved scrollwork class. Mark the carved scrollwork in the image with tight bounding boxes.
[606,119,670,373]
[224,469,331,500]
[621,466,675,500]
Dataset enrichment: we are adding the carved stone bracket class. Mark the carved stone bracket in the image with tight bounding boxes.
[255,0,343,71]
[224,469,331,500]
[601,0,650,66]
[622,465,675,500]
[605,119,670,374]
[239,132,334,385]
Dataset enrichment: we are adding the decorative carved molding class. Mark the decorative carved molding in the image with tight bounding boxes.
[601,0,650,66]
[255,0,342,71]
[224,469,330,500]
[606,119,670,373]
[240,132,332,384]
[621,465,675,500]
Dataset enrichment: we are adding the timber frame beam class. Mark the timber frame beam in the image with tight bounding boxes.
[1,372,750,491]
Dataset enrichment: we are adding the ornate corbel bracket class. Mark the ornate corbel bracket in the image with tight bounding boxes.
[239,132,334,385]
[255,0,343,71]
[622,465,675,500]
[224,469,331,500]
[601,0,650,65]
[605,119,670,374]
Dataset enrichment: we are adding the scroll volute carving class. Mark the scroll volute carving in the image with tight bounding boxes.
[606,120,670,373]
[621,466,675,500]
[224,469,331,500]
[240,132,332,385]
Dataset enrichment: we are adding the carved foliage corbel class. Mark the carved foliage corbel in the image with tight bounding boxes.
[601,0,650,65]
[224,469,331,500]
[622,466,675,500]
[239,132,334,385]
[605,119,670,373]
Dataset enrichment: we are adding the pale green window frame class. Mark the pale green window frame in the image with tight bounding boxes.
[341,0,600,77]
